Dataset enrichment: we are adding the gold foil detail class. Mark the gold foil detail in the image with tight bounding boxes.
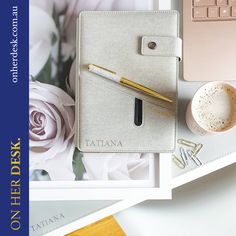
[66,216,126,236]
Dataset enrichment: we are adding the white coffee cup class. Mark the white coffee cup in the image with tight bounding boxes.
[186,81,236,136]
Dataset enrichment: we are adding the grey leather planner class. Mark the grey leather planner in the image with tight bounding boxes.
[76,11,181,153]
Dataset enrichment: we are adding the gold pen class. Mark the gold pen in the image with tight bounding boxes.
[88,64,173,103]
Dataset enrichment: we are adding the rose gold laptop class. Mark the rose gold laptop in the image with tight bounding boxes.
[183,0,236,81]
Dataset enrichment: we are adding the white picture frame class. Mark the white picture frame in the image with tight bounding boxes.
[30,154,172,201]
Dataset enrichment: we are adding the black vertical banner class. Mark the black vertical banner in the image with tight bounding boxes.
[0,0,29,235]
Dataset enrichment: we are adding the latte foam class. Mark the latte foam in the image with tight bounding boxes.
[192,84,236,132]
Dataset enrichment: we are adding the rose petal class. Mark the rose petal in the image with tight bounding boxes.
[30,6,57,43]
[30,0,54,16]
[68,60,76,95]
[30,82,74,106]
[30,6,58,76]
[30,127,66,164]
[82,153,142,180]
[29,102,60,144]
[54,0,68,14]
[30,140,75,181]
[30,40,51,77]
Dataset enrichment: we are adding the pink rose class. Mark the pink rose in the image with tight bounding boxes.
[29,81,75,180]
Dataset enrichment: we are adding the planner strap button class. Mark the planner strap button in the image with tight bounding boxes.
[148,41,157,49]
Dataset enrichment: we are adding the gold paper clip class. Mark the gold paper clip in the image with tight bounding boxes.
[177,139,197,148]
[172,154,186,169]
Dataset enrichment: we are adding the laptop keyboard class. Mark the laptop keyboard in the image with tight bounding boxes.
[192,0,236,21]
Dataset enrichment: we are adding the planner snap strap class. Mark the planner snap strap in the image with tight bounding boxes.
[141,36,182,60]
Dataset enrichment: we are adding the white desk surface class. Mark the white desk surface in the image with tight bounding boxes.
[116,164,236,236]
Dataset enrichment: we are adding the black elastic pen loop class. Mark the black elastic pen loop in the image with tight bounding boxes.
[134,98,143,126]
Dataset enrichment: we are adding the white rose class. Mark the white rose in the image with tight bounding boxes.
[29,5,57,77]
